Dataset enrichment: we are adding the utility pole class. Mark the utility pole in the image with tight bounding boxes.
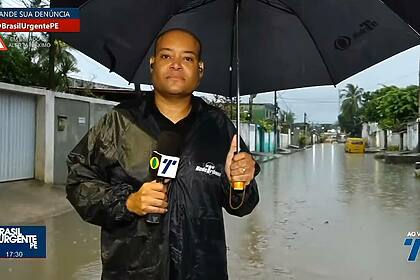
[47,34,55,90]
[249,93,256,123]
[304,112,307,135]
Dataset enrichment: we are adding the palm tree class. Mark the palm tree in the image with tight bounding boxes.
[35,37,79,91]
[339,84,363,114]
[338,84,364,136]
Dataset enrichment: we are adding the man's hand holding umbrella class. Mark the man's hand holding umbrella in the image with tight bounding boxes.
[225,134,256,188]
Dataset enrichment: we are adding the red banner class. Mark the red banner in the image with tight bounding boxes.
[0,19,80,32]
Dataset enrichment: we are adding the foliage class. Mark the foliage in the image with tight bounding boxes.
[282,111,295,125]
[298,135,308,147]
[386,145,399,151]
[258,118,275,132]
[338,84,364,136]
[0,29,78,91]
[360,85,418,131]
[375,85,418,130]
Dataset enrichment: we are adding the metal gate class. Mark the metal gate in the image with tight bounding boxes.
[0,93,36,182]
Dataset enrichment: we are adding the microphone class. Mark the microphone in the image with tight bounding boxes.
[146,131,183,224]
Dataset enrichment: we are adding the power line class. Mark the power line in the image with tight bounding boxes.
[278,95,292,112]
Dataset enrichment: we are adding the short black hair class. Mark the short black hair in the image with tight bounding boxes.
[153,28,202,61]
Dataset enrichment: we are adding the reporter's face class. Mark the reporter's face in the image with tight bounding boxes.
[151,31,203,97]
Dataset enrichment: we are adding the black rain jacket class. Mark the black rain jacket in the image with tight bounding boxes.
[66,93,260,280]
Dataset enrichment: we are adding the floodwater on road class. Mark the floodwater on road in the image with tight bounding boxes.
[1,143,419,279]
[226,144,420,280]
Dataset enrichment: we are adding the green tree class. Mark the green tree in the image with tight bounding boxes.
[0,0,79,91]
[258,118,274,132]
[283,111,295,125]
[375,85,418,130]
[359,90,383,123]
[0,32,78,91]
[35,37,79,91]
[0,34,45,86]
[338,84,364,136]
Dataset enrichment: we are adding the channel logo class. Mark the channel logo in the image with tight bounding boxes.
[404,231,420,262]
[0,226,46,258]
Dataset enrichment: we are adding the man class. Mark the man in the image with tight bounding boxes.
[66,28,259,280]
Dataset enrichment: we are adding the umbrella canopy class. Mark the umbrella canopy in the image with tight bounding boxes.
[53,0,420,97]
[381,0,420,35]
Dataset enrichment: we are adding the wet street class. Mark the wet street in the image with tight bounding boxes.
[1,143,420,279]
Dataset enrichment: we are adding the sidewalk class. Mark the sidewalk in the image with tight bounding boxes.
[252,152,282,163]
[374,151,420,164]
[0,180,71,224]
[252,145,308,163]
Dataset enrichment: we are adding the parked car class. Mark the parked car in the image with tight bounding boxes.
[345,138,365,153]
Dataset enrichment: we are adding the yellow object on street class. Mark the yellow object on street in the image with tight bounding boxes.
[345,138,366,153]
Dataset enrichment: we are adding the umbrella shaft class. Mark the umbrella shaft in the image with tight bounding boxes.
[235,0,240,152]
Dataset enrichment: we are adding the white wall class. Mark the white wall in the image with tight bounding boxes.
[279,133,289,148]
[407,122,418,151]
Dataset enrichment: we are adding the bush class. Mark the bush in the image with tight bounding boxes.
[387,145,399,151]
[298,135,308,147]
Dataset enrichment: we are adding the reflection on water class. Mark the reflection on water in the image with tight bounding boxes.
[1,144,419,279]
[226,144,420,280]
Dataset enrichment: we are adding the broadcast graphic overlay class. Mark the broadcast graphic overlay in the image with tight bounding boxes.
[0,35,7,51]
[404,231,420,262]
[0,8,80,32]
[0,226,46,258]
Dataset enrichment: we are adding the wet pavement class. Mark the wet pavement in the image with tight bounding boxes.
[226,144,420,279]
[1,143,420,279]
[0,180,70,224]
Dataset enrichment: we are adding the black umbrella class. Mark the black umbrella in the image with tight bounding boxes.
[53,0,420,149]
[381,0,420,34]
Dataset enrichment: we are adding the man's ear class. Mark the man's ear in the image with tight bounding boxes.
[149,57,155,72]
[198,61,204,78]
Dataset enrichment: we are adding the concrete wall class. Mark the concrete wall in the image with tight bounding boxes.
[363,121,418,151]
[90,103,114,128]
[249,124,256,152]
[390,133,400,147]
[407,122,418,151]
[54,98,90,184]
[279,133,289,148]
[0,82,118,184]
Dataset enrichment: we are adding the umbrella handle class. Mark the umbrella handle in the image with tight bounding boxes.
[233,181,245,190]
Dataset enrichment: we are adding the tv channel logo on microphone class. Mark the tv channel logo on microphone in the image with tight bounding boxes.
[0,226,46,258]
[404,231,420,262]
[157,154,180,179]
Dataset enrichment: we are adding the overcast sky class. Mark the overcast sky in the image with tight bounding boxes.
[69,45,420,124]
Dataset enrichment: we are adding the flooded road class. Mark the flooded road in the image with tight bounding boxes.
[226,144,420,279]
[1,144,419,279]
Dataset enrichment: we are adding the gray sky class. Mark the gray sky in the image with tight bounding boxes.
[70,45,420,124]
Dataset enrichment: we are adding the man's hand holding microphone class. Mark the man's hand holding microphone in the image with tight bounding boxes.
[126,181,168,216]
